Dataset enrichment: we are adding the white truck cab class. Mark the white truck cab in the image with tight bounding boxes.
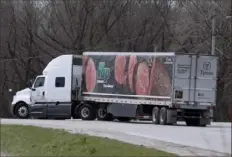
[11,75,46,118]
[11,54,82,119]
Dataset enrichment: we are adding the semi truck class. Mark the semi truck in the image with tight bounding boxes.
[10,52,218,126]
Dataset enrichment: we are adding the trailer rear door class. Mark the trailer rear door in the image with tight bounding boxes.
[173,54,218,106]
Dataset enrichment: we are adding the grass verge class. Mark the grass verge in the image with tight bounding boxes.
[1,124,176,156]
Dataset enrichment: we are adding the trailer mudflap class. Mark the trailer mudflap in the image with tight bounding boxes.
[166,108,177,124]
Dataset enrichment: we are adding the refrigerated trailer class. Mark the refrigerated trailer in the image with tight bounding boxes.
[11,52,218,126]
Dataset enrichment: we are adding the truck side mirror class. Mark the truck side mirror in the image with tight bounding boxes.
[31,88,36,91]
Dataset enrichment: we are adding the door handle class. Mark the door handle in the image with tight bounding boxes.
[42,91,45,96]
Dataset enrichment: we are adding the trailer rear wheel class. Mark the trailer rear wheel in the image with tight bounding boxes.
[152,107,160,124]
[79,104,96,120]
[159,107,167,125]
[97,108,113,121]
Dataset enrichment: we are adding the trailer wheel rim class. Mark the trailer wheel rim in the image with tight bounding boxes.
[18,106,28,117]
[81,107,90,118]
[98,108,107,118]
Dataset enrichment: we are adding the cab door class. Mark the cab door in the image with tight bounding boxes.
[46,76,72,118]
[30,76,47,118]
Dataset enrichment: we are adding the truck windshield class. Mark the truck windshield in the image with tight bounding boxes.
[33,77,45,88]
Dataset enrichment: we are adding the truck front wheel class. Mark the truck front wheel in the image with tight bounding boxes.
[14,102,30,119]
[79,104,96,120]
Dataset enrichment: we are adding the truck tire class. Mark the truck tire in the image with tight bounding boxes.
[72,104,81,119]
[159,107,167,125]
[79,104,96,120]
[96,108,113,121]
[117,117,131,122]
[186,119,195,126]
[152,107,160,124]
[14,102,30,119]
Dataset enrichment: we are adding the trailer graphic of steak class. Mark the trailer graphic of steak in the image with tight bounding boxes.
[114,55,127,85]
[82,53,172,96]
[150,60,171,96]
[82,56,89,74]
[148,59,156,95]
[128,55,137,93]
[134,62,150,95]
[85,57,97,92]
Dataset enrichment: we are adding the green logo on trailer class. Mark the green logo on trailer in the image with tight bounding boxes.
[97,62,110,82]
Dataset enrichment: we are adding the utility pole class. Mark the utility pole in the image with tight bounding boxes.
[211,1,232,56]
[211,15,216,55]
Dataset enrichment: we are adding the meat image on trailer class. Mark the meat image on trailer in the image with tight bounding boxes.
[82,53,173,98]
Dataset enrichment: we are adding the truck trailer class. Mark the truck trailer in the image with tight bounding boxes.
[10,52,218,126]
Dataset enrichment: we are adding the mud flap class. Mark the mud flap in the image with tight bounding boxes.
[166,109,177,124]
[200,110,211,125]
[200,109,211,125]
[199,118,211,125]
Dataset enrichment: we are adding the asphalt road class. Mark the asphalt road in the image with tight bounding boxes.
[1,119,231,156]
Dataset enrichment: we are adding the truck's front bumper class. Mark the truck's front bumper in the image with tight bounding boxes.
[10,103,16,116]
[10,95,16,115]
